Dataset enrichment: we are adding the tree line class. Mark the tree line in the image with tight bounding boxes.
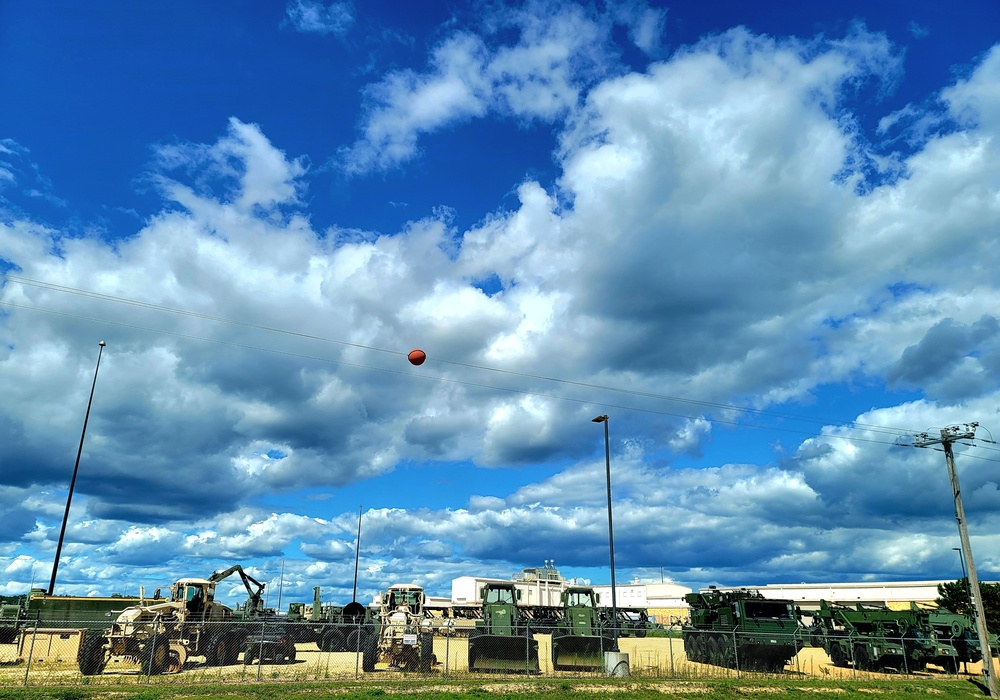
[936,578,1000,631]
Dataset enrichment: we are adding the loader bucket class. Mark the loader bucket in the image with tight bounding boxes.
[551,634,608,671]
[468,634,540,673]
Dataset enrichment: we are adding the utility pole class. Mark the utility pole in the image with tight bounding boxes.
[914,423,997,697]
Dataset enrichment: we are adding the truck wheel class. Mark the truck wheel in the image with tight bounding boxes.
[321,628,344,652]
[207,634,230,666]
[853,645,871,671]
[78,634,107,676]
[828,644,843,667]
[224,634,243,665]
[244,646,258,665]
[347,629,376,671]
[141,638,169,676]
[166,649,183,674]
[419,632,434,672]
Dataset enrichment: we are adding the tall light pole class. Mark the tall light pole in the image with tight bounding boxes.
[48,341,106,596]
[592,414,618,651]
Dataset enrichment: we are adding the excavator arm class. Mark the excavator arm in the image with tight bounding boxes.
[209,565,266,612]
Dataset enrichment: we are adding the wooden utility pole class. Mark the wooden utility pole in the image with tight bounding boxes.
[915,423,997,697]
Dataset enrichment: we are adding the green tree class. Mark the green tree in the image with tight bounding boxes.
[936,578,1000,632]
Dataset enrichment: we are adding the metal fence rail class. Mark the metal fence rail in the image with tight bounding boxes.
[0,620,982,686]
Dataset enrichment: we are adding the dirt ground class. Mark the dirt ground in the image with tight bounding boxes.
[1,635,996,684]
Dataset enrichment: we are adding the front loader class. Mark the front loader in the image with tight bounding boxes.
[467,582,539,673]
[550,586,614,671]
[77,564,268,675]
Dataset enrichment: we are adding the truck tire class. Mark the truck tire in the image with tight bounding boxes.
[321,628,344,652]
[224,633,243,665]
[830,644,846,667]
[206,634,231,667]
[347,629,376,672]
[141,638,169,676]
[419,632,434,672]
[79,634,108,676]
[853,644,871,672]
[707,636,722,665]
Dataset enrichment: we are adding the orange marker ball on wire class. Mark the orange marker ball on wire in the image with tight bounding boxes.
[407,349,426,366]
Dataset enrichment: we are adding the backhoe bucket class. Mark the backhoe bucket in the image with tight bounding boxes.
[468,634,540,673]
[551,635,608,671]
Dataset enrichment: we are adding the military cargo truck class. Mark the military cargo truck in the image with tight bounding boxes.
[683,588,802,672]
[808,600,945,673]
[467,582,539,673]
[550,586,614,671]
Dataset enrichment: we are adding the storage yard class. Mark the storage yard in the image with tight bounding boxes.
[2,633,995,684]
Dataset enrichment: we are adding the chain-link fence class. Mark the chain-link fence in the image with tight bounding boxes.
[0,620,985,687]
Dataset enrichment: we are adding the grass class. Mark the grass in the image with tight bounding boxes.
[0,678,992,700]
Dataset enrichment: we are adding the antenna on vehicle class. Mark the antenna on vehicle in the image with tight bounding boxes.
[352,505,362,603]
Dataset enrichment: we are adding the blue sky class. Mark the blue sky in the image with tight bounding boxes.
[3,0,1000,607]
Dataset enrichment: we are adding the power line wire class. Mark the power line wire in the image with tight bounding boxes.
[0,275,942,444]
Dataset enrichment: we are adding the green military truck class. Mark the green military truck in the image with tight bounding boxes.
[808,600,947,673]
[550,585,614,671]
[467,582,539,673]
[683,587,803,672]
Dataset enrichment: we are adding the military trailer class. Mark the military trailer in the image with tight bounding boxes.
[284,587,370,652]
[808,600,945,673]
[0,589,168,647]
[550,585,614,671]
[683,588,802,672]
[467,582,539,673]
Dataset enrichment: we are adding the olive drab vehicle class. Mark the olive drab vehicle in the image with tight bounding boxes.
[683,588,803,672]
[283,586,370,652]
[916,603,995,671]
[550,585,614,671]
[77,565,268,676]
[467,582,539,673]
[807,600,945,672]
[1,589,169,645]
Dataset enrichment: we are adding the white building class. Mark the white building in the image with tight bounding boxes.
[452,562,568,607]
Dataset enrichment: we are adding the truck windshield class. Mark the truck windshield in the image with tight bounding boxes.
[567,591,595,607]
[485,588,514,604]
[744,601,793,619]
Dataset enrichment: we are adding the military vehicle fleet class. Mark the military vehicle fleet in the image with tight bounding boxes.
[1,572,987,677]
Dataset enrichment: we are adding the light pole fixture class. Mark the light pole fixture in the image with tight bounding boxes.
[592,414,618,651]
[48,340,106,596]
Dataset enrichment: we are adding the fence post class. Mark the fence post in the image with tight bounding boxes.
[667,624,674,677]
[733,629,740,678]
[353,617,361,679]
[22,619,39,687]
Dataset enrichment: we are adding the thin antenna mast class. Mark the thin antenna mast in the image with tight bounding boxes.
[352,505,362,602]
